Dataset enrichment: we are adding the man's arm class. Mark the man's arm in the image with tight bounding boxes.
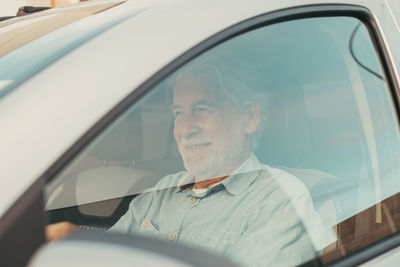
[45,222,79,242]
[45,170,185,243]
[45,199,140,242]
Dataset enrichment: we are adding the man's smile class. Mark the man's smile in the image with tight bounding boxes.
[184,142,212,150]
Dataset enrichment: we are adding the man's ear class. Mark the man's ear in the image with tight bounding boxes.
[244,103,260,134]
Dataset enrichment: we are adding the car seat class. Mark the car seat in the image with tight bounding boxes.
[75,107,158,223]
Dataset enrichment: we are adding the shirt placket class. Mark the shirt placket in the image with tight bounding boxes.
[167,188,205,243]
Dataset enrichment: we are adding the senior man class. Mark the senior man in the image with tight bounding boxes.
[47,62,332,266]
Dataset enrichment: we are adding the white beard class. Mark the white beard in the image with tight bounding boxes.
[178,135,247,181]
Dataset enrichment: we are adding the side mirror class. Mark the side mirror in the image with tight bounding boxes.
[28,231,239,267]
[16,6,51,16]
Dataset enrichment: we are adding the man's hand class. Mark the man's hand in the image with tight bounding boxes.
[46,221,79,242]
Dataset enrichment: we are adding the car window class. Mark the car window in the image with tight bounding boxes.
[44,16,400,266]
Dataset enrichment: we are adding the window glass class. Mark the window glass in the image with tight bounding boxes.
[45,16,400,266]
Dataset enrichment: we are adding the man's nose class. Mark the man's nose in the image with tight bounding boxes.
[175,113,201,137]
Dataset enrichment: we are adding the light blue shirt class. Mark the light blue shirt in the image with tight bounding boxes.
[110,154,329,266]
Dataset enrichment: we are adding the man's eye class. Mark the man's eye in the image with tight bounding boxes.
[173,110,183,118]
[196,106,210,114]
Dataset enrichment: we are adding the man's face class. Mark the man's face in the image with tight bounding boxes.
[172,73,251,180]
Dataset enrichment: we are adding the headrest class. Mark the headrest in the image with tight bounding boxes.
[87,108,143,162]
[256,89,310,167]
[76,167,158,206]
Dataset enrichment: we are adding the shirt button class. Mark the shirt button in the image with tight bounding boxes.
[168,233,176,241]
[189,196,197,203]
[141,220,148,228]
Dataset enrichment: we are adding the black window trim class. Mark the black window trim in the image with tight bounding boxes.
[0,178,45,267]
[40,4,400,267]
[328,230,400,267]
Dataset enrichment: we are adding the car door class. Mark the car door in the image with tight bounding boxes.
[41,3,400,267]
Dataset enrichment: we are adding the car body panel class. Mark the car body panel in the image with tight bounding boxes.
[360,245,400,266]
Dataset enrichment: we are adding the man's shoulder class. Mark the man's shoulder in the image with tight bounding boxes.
[254,164,311,200]
[238,154,310,197]
[259,164,309,188]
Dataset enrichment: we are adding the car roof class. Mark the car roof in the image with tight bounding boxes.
[0,0,398,218]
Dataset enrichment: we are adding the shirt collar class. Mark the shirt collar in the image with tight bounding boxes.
[176,153,263,195]
[176,172,195,192]
[221,153,263,195]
